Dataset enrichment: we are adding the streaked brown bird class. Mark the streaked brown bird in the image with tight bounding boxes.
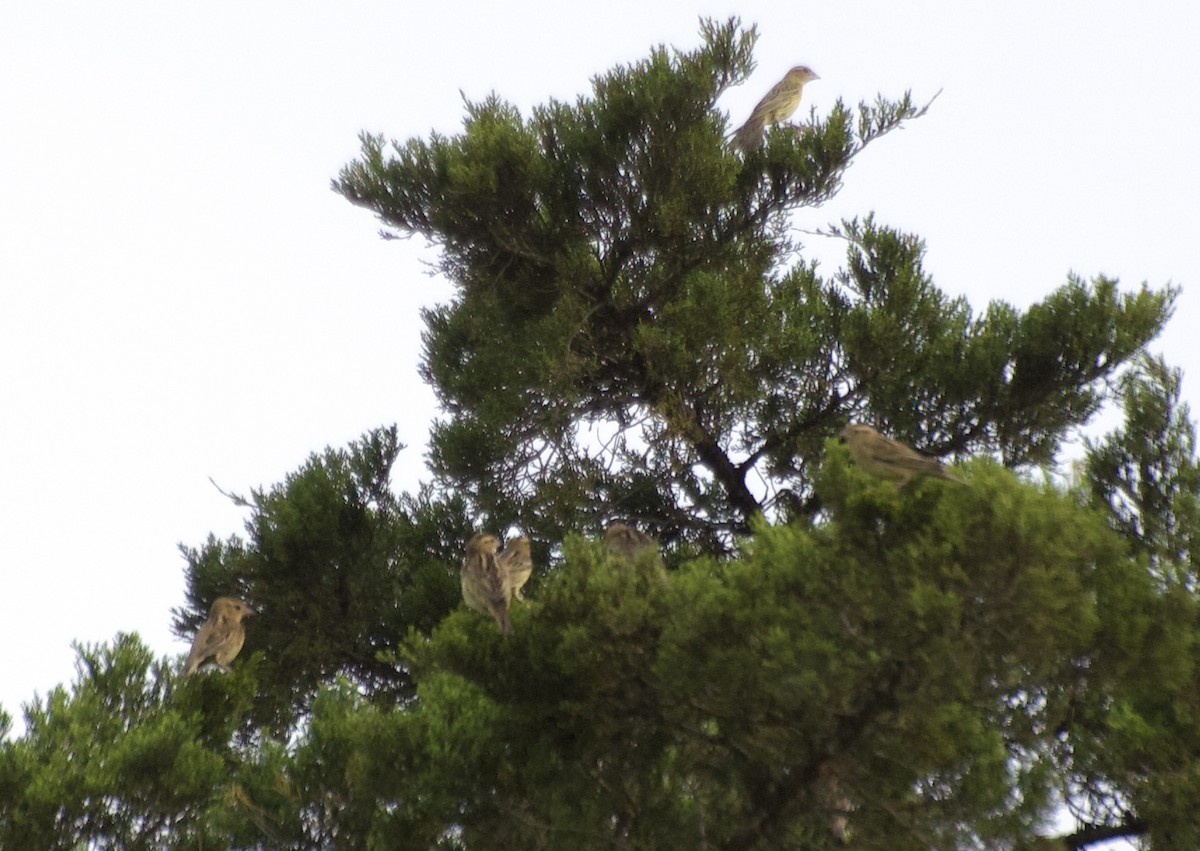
[840,423,965,486]
[461,532,513,635]
[731,65,819,151]
[604,522,668,582]
[498,535,533,603]
[182,597,256,676]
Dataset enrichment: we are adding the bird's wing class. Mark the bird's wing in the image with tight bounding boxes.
[475,552,507,604]
[861,437,931,468]
[183,620,229,673]
[746,81,784,124]
[198,617,234,654]
[859,434,966,484]
[497,540,531,571]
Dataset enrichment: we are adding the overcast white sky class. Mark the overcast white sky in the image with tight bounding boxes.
[1,3,1197,830]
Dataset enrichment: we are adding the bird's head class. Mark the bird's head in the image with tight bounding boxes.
[211,596,256,620]
[466,532,501,555]
[604,522,636,543]
[839,423,873,440]
[787,66,819,84]
[504,536,531,557]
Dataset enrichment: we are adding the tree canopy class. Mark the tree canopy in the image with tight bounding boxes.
[334,18,1170,551]
[2,17,1196,851]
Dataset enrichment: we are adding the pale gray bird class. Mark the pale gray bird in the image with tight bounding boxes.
[498,535,533,604]
[839,423,965,486]
[461,532,513,635]
[732,65,820,151]
[182,597,256,676]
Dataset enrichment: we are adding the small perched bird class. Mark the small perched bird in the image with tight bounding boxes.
[604,522,668,582]
[840,423,965,486]
[604,523,658,561]
[498,535,533,603]
[461,532,513,635]
[731,65,819,151]
[182,597,256,676]
[817,759,852,844]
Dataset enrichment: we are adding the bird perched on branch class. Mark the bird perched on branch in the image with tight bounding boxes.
[840,423,965,486]
[461,532,513,635]
[604,523,658,561]
[498,535,533,604]
[604,522,668,583]
[182,597,256,676]
[731,65,819,151]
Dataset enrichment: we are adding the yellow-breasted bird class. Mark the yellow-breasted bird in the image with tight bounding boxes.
[182,597,256,676]
[498,535,533,604]
[461,532,513,635]
[731,65,819,151]
[840,423,965,486]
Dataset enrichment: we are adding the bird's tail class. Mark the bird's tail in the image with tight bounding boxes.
[495,612,514,636]
[731,118,765,151]
[939,469,968,485]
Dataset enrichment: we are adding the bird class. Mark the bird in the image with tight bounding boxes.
[731,65,819,151]
[498,535,533,604]
[816,759,852,844]
[839,423,965,486]
[604,522,657,561]
[604,522,668,582]
[181,597,256,676]
[461,532,513,635]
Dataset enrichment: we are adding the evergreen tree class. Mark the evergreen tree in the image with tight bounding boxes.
[334,18,1170,553]
[0,635,262,849]
[2,18,1195,850]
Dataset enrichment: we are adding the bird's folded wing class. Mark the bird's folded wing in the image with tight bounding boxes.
[864,441,933,468]
[193,624,231,658]
[479,555,508,603]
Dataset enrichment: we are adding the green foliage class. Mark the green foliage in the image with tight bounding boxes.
[175,425,468,731]
[1062,356,1200,848]
[202,454,1131,850]
[1086,355,1200,576]
[0,634,257,849]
